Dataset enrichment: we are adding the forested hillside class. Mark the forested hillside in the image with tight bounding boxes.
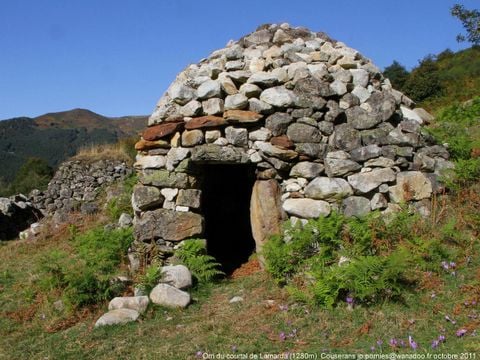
[0,109,147,186]
[384,46,480,111]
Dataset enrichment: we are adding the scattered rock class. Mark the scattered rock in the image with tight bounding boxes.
[108,296,150,314]
[150,283,191,308]
[160,265,193,290]
[95,308,140,327]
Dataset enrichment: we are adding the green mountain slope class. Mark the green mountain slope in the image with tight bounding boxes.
[0,109,147,183]
[385,46,480,112]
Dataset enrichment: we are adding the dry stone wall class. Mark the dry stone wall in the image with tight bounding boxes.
[31,159,133,220]
[132,23,453,266]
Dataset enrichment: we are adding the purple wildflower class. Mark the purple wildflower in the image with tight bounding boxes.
[346,296,354,304]
[279,304,289,311]
[279,332,286,341]
[464,301,470,306]
[449,261,456,268]
[399,339,406,347]
[408,336,418,350]
[377,339,383,347]
[441,261,450,270]
[370,346,375,352]
[389,338,398,347]
[456,329,467,337]
[472,300,477,305]
[438,335,446,342]
[195,351,203,359]
[431,339,440,349]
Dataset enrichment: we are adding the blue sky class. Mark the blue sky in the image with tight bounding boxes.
[0,0,477,119]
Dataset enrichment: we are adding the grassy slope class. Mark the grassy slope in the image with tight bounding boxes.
[0,184,479,358]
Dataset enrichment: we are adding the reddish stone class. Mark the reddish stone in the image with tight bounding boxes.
[270,135,294,149]
[223,110,263,123]
[185,116,226,130]
[135,139,170,151]
[143,122,184,141]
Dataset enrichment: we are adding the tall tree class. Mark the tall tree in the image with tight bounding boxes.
[402,55,443,103]
[10,157,53,195]
[383,61,410,90]
[451,4,480,45]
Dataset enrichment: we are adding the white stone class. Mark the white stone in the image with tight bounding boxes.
[229,296,244,303]
[202,98,224,115]
[225,126,248,146]
[370,193,388,210]
[350,69,369,87]
[108,296,150,314]
[263,45,282,59]
[260,87,297,107]
[305,177,353,201]
[160,188,178,202]
[401,106,424,124]
[218,73,238,95]
[239,83,262,98]
[175,206,189,212]
[364,157,395,168]
[249,58,265,73]
[282,198,331,219]
[389,171,433,203]
[160,265,192,289]
[224,93,249,110]
[205,130,221,143]
[168,83,195,105]
[330,80,347,96]
[290,162,324,179]
[352,86,371,103]
[134,155,166,169]
[94,308,139,327]
[180,100,202,117]
[213,137,229,146]
[150,284,191,308]
[197,80,221,100]
[347,168,396,194]
[166,147,190,171]
[249,127,272,141]
[247,71,280,87]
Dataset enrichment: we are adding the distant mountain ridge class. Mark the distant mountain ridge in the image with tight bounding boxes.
[0,108,147,183]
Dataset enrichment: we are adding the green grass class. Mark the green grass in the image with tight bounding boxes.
[0,182,479,359]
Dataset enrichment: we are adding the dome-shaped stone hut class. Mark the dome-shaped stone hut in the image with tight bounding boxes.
[131,24,453,273]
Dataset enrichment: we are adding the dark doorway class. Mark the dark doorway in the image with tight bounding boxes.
[200,164,256,275]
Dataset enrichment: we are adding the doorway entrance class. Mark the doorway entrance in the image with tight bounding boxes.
[199,164,256,275]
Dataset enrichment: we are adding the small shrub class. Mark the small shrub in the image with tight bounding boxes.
[36,227,133,308]
[137,263,163,293]
[106,173,137,221]
[175,239,224,285]
[263,210,452,308]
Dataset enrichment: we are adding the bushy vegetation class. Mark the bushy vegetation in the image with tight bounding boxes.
[174,239,225,285]
[105,173,138,221]
[0,157,53,197]
[38,226,133,308]
[263,210,459,308]
[429,96,480,187]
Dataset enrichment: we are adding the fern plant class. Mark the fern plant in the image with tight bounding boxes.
[137,262,163,293]
[175,239,224,284]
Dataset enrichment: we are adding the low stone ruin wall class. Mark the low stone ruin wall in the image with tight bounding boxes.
[30,159,133,220]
